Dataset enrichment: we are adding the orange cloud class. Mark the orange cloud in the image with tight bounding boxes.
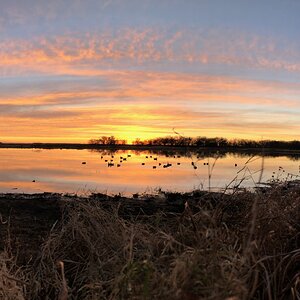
[1,28,300,75]
[1,70,299,108]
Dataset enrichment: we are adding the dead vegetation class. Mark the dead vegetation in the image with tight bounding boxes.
[0,239,26,300]
[0,183,299,299]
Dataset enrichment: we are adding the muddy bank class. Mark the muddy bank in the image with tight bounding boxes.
[0,193,61,264]
[0,190,225,264]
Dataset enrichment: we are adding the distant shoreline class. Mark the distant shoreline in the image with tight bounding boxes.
[0,142,300,156]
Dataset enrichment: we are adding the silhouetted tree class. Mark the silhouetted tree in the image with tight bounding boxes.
[89,136,127,145]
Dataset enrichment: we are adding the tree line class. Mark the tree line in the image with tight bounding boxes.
[89,136,127,145]
[89,135,300,150]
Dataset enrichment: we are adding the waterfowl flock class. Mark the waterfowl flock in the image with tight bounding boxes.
[79,152,243,172]
[26,152,298,187]
[81,153,185,169]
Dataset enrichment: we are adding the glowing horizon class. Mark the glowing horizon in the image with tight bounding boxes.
[1,1,300,143]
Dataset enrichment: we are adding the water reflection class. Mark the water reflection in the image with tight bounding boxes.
[0,148,299,195]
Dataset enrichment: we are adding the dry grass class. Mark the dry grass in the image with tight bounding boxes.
[0,234,26,300]
[1,183,299,299]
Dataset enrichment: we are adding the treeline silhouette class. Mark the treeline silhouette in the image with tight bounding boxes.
[89,136,300,150]
[89,136,127,145]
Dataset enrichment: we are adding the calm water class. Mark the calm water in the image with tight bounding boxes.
[0,148,299,195]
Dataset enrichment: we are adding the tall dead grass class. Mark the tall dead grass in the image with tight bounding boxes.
[0,229,26,300]
[1,184,300,299]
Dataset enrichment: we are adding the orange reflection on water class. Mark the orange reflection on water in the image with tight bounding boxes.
[0,149,299,195]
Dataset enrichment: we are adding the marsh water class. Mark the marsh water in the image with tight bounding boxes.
[0,148,299,195]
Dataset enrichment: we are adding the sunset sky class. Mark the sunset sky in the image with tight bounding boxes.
[1,0,300,143]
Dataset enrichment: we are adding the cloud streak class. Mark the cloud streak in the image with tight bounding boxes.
[1,70,300,117]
